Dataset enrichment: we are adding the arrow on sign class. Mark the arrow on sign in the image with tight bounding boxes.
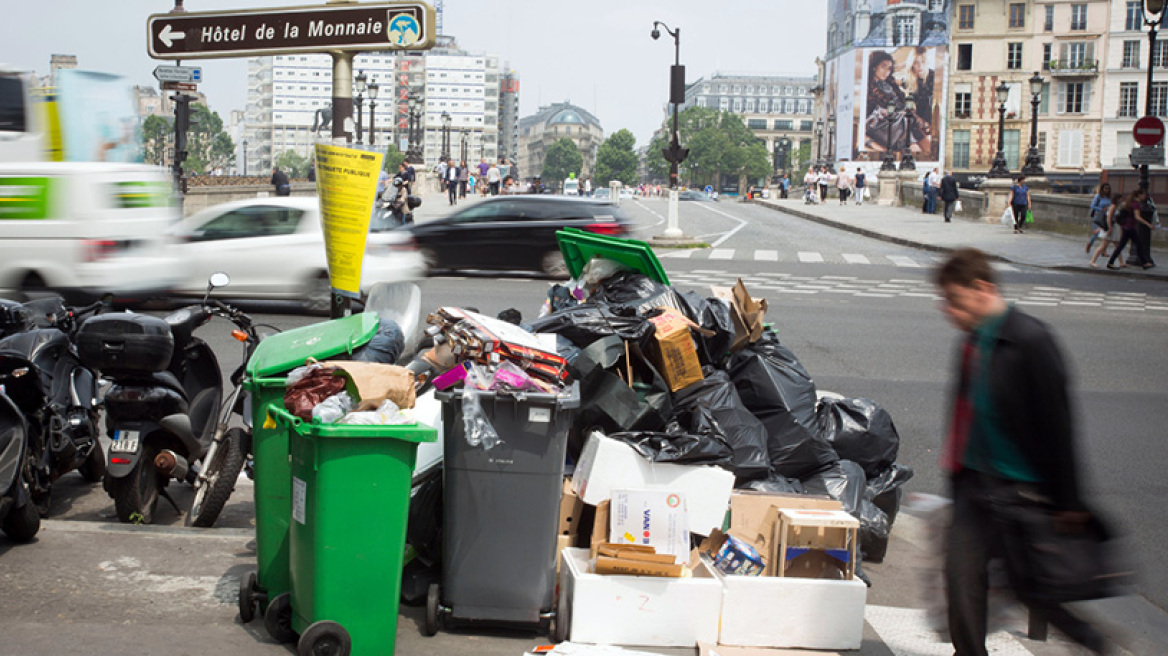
[158,24,187,48]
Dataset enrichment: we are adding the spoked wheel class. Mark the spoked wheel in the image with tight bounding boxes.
[541,250,568,278]
[186,428,246,528]
[265,592,297,644]
[238,570,260,623]
[110,445,161,524]
[302,273,332,316]
[423,583,441,637]
[298,620,351,656]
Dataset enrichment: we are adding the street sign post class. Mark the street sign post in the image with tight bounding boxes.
[160,82,198,91]
[153,65,202,83]
[1134,116,1166,147]
[1129,146,1165,166]
[146,2,436,60]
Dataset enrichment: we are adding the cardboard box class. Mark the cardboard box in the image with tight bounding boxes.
[609,488,690,559]
[561,547,721,647]
[574,432,734,536]
[775,508,859,580]
[594,555,685,578]
[711,279,769,353]
[711,566,867,650]
[560,477,586,536]
[556,534,574,575]
[589,499,611,559]
[647,308,704,392]
[729,492,841,575]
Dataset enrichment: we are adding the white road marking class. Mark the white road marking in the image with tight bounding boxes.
[888,255,923,268]
[695,202,751,247]
[991,262,1020,272]
[843,253,871,264]
[798,251,825,263]
[708,249,735,260]
[754,249,779,261]
[658,250,694,258]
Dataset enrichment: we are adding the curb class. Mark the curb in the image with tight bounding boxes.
[748,200,1167,283]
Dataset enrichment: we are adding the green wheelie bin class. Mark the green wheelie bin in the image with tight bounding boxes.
[263,407,436,656]
[237,314,381,623]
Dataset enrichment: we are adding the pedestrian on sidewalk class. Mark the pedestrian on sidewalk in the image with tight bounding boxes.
[854,168,866,205]
[817,167,830,204]
[934,248,1111,656]
[1128,194,1158,268]
[487,162,501,195]
[780,173,790,199]
[835,168,853,205]
[940,170,960,222]
[270,167,290,196]
[1107,189,1155,270]
[1085,184,1113,255]
[445,159,459,206]
[922,168,940,214]
[457,160,469,199]
[1009,176,1031,234]
[803,169,818,204]
[1089,192,1122,268]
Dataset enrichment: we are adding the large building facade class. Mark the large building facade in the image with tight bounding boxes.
[517,102,604,180]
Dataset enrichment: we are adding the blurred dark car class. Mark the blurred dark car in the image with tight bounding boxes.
[405,196,631,277]
[678,190,715,201]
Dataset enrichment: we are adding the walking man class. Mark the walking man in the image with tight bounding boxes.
[445,159,459,206]
[940,170,960,222]
[935,248,1109,656]
[853,168,866,205]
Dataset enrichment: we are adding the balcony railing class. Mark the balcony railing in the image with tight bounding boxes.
[1047,59,1100,76]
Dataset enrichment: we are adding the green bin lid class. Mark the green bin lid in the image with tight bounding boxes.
[556,228,670,285]
[246,313,380,379]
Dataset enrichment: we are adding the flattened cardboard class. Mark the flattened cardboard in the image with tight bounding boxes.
[595,555,685,578]
[559,477,586,536]
[589,499,611,560]
[647,308,704,392]
[711,279,769,353]
[609,488,690,559]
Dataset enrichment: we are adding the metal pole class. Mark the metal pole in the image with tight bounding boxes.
[369,100,376,146]
[1142,18,1158,192]
[330,51,354,318]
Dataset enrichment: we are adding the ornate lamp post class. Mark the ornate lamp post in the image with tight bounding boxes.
[353,69,367,145]
[880,101,898,171]
[1022,72,1045,175]
[1140,0,1166,191]
[813,118,824,165]
[460,130,468,163]
[366,79,379,146]
[406,96,420,162]
[440,111,451,162]
[899,98,917,171]
[826,114,836,166]
[987,81,1012,178]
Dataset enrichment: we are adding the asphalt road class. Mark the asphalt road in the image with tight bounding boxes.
[3,195,1167,655]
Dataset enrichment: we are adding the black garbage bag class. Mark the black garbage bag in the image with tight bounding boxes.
[351,316,405,364]
[590,272,681,314]
[529,304,653,348]
[674,291,735,368]
[762,413,839,480]
[729,330,818,431]
[741,474,806,494]
[672,370,771,483]
[545,284,580,314]
[864,463,914,526]
[609,422,734,469]
[801,460,892,563]
[815,397,901,479]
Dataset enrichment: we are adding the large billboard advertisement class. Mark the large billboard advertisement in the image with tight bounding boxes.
[855,46,948,163]
[55,70,143,163]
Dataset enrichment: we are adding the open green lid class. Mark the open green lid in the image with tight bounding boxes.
[556,228,670,285]
[246,313,380,378]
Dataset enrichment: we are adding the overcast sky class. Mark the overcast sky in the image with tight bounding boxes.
[2,0,826,146]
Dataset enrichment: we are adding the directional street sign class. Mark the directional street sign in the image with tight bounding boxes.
[1129,146,1165,166]
[1134,115,1166,147]
[161,81,199,91]
[146,2,436,60]
[153,65,202,83]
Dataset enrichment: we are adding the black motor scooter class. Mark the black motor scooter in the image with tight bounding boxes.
[0,302,42,542]
[78,273,268,525]
[374,176,422,230]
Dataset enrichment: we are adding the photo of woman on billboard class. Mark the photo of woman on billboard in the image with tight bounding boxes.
[863,48,934,160]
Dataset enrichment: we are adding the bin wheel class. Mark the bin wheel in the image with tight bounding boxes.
[239,571,259,623]
[423,583,441,636]
[298,620,351,656]
[264,593,297,644]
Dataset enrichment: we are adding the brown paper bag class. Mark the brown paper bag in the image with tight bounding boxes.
[319,361,416,410]
[729,279,768,352]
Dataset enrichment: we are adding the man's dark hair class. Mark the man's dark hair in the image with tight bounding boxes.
[933,248,998,288]
[497,308,522,325]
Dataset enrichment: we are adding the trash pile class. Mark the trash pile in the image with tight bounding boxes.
[282,360,418,425]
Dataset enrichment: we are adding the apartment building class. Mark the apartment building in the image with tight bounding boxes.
[1101,0,1167,167]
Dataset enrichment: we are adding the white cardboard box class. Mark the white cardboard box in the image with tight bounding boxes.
[562,547,722,647]
[609,488,690,559]
[573,433,734,536]
[711,565,867,650]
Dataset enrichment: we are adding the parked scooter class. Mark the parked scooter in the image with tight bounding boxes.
[0,296,108,517]
[78,273,273,525]
[0,302,43,541]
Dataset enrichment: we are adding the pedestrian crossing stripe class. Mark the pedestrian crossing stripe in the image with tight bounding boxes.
[656,248,1020,271]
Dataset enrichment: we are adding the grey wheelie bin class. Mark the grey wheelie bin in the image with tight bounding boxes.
[425,382,580,637]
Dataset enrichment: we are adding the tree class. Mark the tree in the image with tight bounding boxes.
[275,149,309,178]
[382,143,405,174]
[141,115,170,166]
[541,138,583,185]
[792,140,813,183]
[646,107,770,192]
[184,103,235,175]
[593,129,639,186]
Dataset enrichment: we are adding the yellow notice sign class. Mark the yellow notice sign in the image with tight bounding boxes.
[314,143,383,298]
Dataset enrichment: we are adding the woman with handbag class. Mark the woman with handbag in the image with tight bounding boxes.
[1107,189,1155,270]
[1009,176,1031,234]
[1085,183,1112,254]
[1088,193,1123,268]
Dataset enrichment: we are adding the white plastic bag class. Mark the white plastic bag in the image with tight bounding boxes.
[338,399,414,425]
[312,392,353,423]
[1000,206,1014,227]
[954,200,963,213]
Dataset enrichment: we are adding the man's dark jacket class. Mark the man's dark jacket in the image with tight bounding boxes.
[940,175,960,202]
[954,308,1084,511]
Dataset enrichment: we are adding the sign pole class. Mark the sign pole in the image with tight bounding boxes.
[329,50,354,319]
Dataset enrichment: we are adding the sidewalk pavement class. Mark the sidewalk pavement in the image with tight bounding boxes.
[750,197,1168,281]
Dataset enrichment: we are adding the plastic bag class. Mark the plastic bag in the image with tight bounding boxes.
[352,317,405,364]
[312,392,354,423]
[1025,209,1034,224]
[1001,206,1014,227]
[741,474,806,494]
[671,370,771,483]
[460,389,501,450]
[338,399,413,425]
[954,200,963,213]
[674,291,735,368]
[815,397,901,478]
[571,336,673,454]
[528,305,653,347]
[589,272,680,314]
[285,365,349,421]
[489,361,541,392]
[608,423,734,469]
[729,330,819,432]
[580,257,633,289]
[864,463,914,526]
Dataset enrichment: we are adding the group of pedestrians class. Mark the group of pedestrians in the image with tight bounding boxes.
[1086,183,1157,270]
[435,157,516,205]
[800,166,869,205]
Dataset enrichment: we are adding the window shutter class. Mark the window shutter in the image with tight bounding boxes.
[1056,84,1067,114]
[1086,42,1095,63]
[1083,82,1092,111]
[1058,131,1072,166]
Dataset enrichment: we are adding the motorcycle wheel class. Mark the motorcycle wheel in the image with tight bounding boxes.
[77,441,106,483]
[186,428,245,528]
[2,482,41,543]
[111,445,162,524]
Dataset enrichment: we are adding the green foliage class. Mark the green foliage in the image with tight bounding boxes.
[274,150,310,178]
[184,103,235,175]
[542,138,583,184]
[646,107,772,188]
[141,115,171,166]
[792,141,814,182]
[593,129,639,186]
[382,144,406,173]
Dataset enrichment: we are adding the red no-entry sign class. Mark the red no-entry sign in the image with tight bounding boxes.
[1134,116,1165,146]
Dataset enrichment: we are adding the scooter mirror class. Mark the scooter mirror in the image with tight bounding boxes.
[208,272,231,288]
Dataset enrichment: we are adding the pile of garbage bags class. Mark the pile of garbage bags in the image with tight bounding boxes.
[527,265,912,563]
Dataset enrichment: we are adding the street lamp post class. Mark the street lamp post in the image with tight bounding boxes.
[987,81,1012,178]
[1141,0,1166,192]
[406,96,420,162]
[899,99,917,171]
[353,69,367,145]
[826,115,836,166]
[1022,72,1046,175]
[241,138,248,176]
[367,79,379,146]
[652,20,689,240]
[460,130,468,164]
[880,101,898,171]
[814,118,823,165]
[440,111,451,162]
